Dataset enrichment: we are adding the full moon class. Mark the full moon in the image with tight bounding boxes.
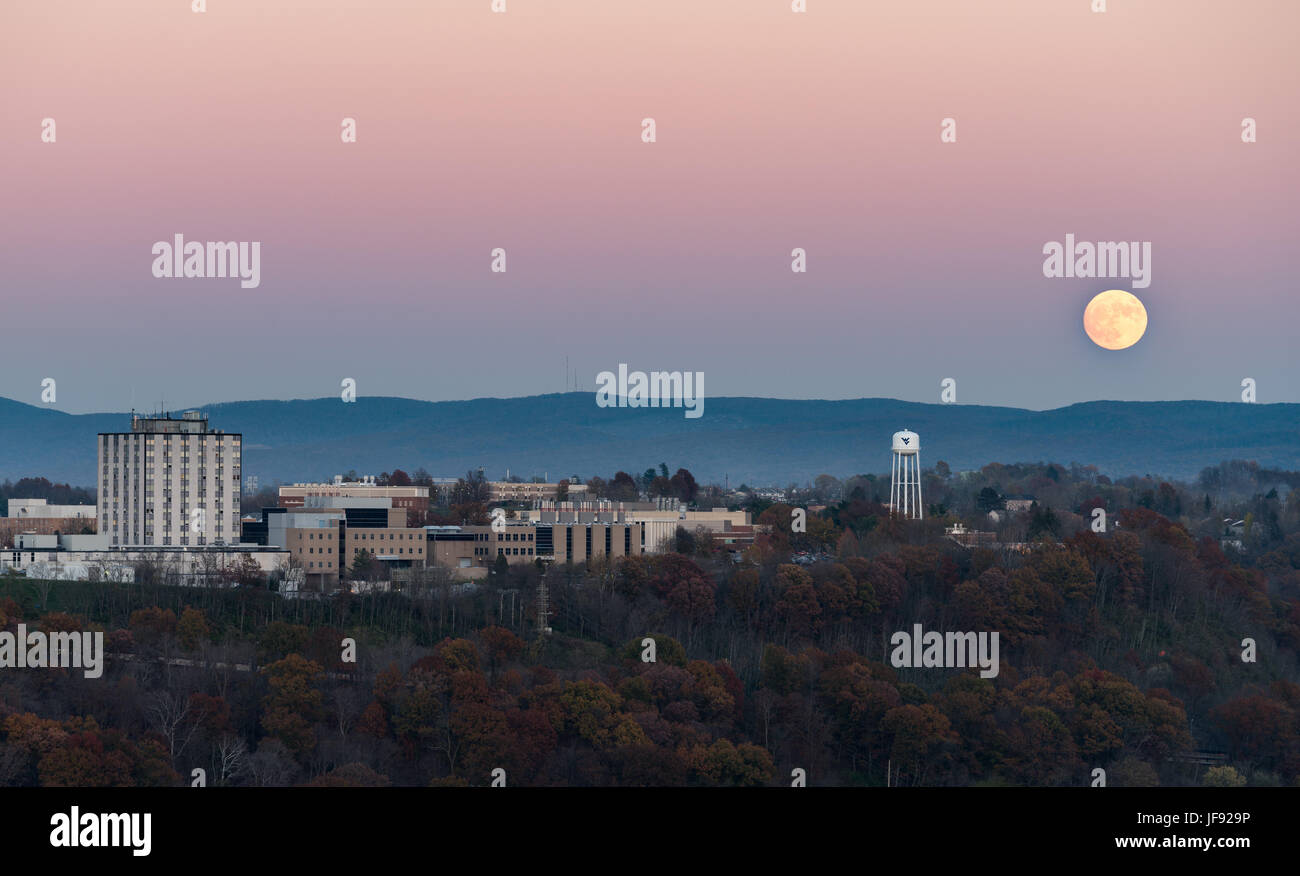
[1083,289,1147,350]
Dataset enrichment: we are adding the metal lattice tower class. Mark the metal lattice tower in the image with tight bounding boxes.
[536,578,552,635]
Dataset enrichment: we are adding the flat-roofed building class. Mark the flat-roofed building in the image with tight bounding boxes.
[487,481,589,503]
[423,526,483,570]
[523,503,751,554]
[98,412,241,547]
[488,482,558,503]
[267,510,342,590]
[279,476,428,513]
[343,527,426,566]
[2,532,287,585]
[1004,496,1037,513]
[5,499,96,519]
[426,520,645,568]
[0,515,97,549]
[243,499,419,592]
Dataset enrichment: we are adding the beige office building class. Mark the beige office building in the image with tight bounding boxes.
[248,501,423,592]
[427,521,645,568]
[280,477,428,513]
[487,481,589,503]
[5,499,96,519]
[344,527,426,565]
[98,412,241,547]
[521,504,751,554]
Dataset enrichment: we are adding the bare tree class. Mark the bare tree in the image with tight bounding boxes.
[332,686,366,743]
[244,739,297,787]
[32,575,55,611]
[146,690,193,764]
[215,734,248,786]
[148,688,219,766]
[0,743,27,786]
[133,557,161,587]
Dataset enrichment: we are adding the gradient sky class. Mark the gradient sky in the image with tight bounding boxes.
[2,0,1297,414]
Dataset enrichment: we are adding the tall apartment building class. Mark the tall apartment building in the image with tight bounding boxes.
[97,412,241,547]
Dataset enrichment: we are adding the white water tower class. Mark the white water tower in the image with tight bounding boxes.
[890,429,922,519]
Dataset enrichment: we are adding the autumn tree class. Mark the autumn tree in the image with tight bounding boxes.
[177,607,211,651]
[685,739,773,786]
[260,655,325,757]
[478,625,524,680]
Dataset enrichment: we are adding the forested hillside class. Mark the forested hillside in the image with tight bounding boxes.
[2,460,1297,786]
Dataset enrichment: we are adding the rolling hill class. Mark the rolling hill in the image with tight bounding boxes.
[0,394,1296,487]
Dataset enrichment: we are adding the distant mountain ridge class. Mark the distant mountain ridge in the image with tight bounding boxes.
[0,394,1296,487]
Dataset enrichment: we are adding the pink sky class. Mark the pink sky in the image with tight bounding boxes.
[2,0,1296,412]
